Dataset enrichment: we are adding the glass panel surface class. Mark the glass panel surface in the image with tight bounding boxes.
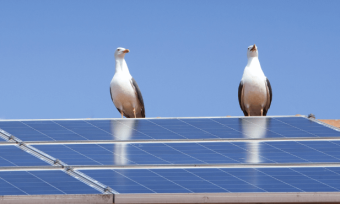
[1,117,339,141]
[0,171,100,195]
[82,167,340,194]
[33,140,340,165]
[0,146,48,166]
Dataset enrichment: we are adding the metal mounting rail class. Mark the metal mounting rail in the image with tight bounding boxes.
[2,136,340,146]
[2,162,340,171]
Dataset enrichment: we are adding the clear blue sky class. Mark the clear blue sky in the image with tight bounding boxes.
[0,1,339,119]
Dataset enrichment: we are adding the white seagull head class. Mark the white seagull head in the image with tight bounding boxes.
[115,47,130,59]
[247,44,258,58]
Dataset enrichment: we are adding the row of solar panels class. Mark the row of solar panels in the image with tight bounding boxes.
[2,141,340,166]
[1,116,340,203]
[0,117,339,141]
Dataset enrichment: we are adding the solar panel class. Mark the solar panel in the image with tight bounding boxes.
[1,117,339,142]
[0,171,100,195]
[1,116,340,203]
[30,141,340,165]
[0,146,49,166]
[80,167,340,193]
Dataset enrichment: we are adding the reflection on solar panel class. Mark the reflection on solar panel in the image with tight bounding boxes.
[0,116,340,203]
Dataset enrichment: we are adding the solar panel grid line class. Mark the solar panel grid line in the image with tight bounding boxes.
[1,163,79,195]
[107,169,158,193]
[320,168,340,182]
[0,171,104,196]
[274,118,336,137]
[240,118,340,163]
[147,169,196,193]
[244,168,304,192]
[293,142,340,162]
[177,169,231,193]
[147,119,192,139]
[52,120,93,141]
[217,168,268,192]
[0,175,29,195]
[147,119,244,164]
[260,142,309,163]
[83,120,125,140]
[288,168,340,191]
[26,171,68,194]
[65,169,118,194]
[265,140,340,164]
[19,121,57,141]
[85,119,153,140]
[177,119,219,139]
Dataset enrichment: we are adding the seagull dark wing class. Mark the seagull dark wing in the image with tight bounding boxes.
[263,78,272,116]
[130,78,145,118]
[238,81,248,116]
[110,86,113,101]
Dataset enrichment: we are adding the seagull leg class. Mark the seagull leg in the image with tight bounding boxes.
[133,108,136,118]
[261,109,263,116]
[121,111,124,118]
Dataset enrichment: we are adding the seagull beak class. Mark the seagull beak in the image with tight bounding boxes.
[123,49,130,53]
[250,44,257,52]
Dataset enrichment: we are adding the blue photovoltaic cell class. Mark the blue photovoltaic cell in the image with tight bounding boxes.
[0,117,339,141]
[33,140,340,165]
[0,171,100,195]
[0,146,48,167]
[81,167,340,194]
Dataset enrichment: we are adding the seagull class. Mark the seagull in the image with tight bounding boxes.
[238,44,272,116]
[110,47,145,118]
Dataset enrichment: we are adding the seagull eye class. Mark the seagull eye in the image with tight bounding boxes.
[117,49,120,51]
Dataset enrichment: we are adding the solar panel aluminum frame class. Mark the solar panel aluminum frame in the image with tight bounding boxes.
[0,194,114,204]
[0,115,309,122]
[114,192,340,204]
[2,192,340,204]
